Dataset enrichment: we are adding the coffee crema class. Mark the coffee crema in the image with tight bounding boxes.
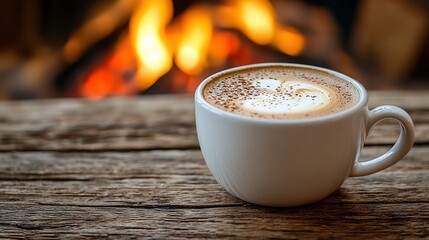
[203,66,360,119]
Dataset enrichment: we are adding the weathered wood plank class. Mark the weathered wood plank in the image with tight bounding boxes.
[0,93,428,151]
[0,171,427,207]
[0,95,198,151]
[366,123,428,145]
[0,93,427,239]
[0,147,427,179]
[0,147,427,207]
[0,121,426,150]
[368,91,429,110]
[0,203,427,239]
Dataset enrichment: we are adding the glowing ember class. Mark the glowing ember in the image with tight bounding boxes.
[79,37,136,99]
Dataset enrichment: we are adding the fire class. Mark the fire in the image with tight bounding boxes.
[208,32,241,67]
[175,6,213,75]
[130,0,173,91]
[63,0,137,64]
[219,0,304,55]
[79,37,136,99]
[77,0,307,97]
[272,26,306,56]
[222,0,276,45]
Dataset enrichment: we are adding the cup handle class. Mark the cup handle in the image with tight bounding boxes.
[350,105,415,177]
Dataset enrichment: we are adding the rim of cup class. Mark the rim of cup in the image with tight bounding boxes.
[195,63,368,124]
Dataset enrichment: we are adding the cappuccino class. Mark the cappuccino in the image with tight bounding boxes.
[203,65,360,119]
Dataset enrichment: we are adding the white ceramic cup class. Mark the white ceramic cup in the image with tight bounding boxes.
[195,63,415,207]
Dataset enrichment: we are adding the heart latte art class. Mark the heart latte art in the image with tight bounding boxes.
[242,78,334,115]
[203,66,359,119]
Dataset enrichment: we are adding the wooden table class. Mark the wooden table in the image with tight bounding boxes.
[0,91,428,239]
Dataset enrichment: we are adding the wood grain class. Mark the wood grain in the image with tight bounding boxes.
[0,147,427,208]
[0,95,197,151]
[0,92,428,151]
[1,203,428,239]
[0,92,428,239]
[0,147,428,238]
[368,91,429,109]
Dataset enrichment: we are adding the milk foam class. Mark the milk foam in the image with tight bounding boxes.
[203,66,359,119]
[242,78,334,114]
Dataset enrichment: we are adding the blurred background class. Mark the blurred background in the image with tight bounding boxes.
[0,0,428,100]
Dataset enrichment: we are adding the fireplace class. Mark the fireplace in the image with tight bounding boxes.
[64,0,309,99]
[0,0,428,99]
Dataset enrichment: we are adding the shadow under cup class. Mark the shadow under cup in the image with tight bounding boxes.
[194,63,414,207]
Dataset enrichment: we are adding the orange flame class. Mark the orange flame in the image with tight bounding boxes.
[272,26,306,56]
[174,6,213,75]
[208,32,241,67]
[78,0,307,97]
[220,0,276,45]
[63,0,137,64]
[129,0,173,91]
[79,37,135,99]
